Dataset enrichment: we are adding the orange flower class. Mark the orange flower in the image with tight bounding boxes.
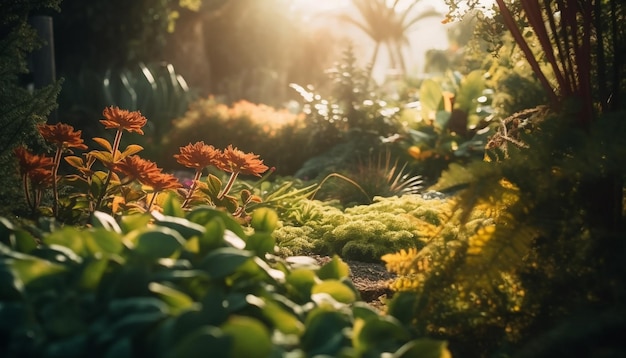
[114,155,161,182]
[100,106,147,134]
[13,146,54,175]
[142,172,182,191]
[28,168,54,188]
[37,123,88,150]
[174,142,223,170]
[219,145,268,177]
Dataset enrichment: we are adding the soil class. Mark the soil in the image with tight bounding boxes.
[312,255,396,311]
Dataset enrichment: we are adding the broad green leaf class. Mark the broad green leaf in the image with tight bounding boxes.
[78,257,108,291]
[119,213,152,233]
[149,282,195,314]
[0,218,36,253]
[317,255,350,280]
[353,315,409,354]
[311,280,357,304]
[198,217,226,254]
[186,206,247,238]
[455,70,485,112]
[392,338,452,358]
[246,294,304,335]
[160,193,185,218]
[85,229,124,256]
[126,227,185,260]
[167,326,229,358]
[31,245,83,265]
[199,247,253,279]
[301,309,350,355]
[249,208,278,233]
[152,211,205,239]
[44,227,86,255]
[419,79,443,117]
[7,255,67,286]
[220,316,272,358]
[245,232,275,257]
[351,301,380,321]
[286,268,319,299]
[91,211,122,234]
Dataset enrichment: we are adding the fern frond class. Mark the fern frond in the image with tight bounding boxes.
[462,209,538,290]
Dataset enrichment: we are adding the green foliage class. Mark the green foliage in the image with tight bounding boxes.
[274,195,453,262]
[394,70,496,184]
[382,112,626,357]
[0,0,62,216]
[0,209,449,357]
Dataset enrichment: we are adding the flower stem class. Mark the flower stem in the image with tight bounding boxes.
[51,146,63,217]
[182,170,203,208]
[93,129,123,213]
[217,171,239,200]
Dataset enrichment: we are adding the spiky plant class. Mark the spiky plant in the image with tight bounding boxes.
[313,149,423,206]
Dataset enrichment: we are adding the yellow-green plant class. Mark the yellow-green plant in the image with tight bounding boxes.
[13,106,271,224]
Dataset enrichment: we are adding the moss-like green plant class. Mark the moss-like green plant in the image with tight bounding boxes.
[274,195,455,262]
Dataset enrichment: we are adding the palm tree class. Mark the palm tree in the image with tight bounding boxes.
[337,0,441,78]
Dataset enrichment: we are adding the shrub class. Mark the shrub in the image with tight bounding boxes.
[0,204,451,357]
[161,97,322,176]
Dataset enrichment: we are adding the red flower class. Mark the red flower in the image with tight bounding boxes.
[13,146,54,176]
[100,106,147,134]
[114,155,161,182]
[37,123,88,150]
[174,142,223,170]
[219,145,269,177]
[142,172,182,191]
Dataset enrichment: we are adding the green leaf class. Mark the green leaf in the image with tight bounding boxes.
[198,217,226,254]
[286,268,319,299]
[244,232,275,257]
[167,326,230,358]
[220,316,272,358]
[246,294,304,335]
[205,174,222,197]
[301,309,350,355]
[419,79,443,116]
[85,229,124,256]
[199,247,253,279]
[455,70,485,112]
[7,255,67,286]
[126,227,185,260]
[78,257,109,291]
[43,227,86,255]
[353,315,409,354]
[119,144,144,159]
[311,280,357,304]
[392,338,452,358]
[249,208,278,233]
[186,206,247,238]
[91,211,122,233]
[152,211,205,240]
[317,255,350,280]
[119,213,152,233]
[149,282,195,314]
[161,193,185,218]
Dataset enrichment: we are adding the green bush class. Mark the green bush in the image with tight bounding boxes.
[161,97,327,176]
[0,203,450,357]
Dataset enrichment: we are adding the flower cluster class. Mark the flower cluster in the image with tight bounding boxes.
[14,106,271,223]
